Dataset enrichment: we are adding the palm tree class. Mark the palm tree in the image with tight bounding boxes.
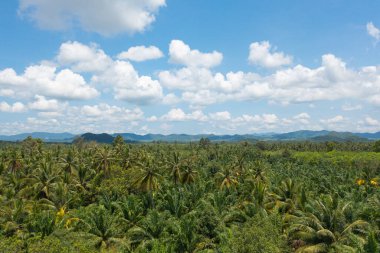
[131,155,162,208]
[93,146,116,177]
[167,151,182,185]
[7,149,23,174]
[27,159,60,199]
[77,205,127,250]
[116,196,145,229]
[216,166,238,190]
[286,195,370,252]
[160,188,187,218]
[128,209,168,251]
[268,178,299,214]
[181,163,197,185]
[60,148,77,174]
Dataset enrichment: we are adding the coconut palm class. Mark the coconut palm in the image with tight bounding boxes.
[93,146,116,177]
[131,155,163,208]
[286,195,370,252]
[27,159,61,199]
[181,164,197,185]
[216,166,238,190]
[76,205,127,250]
[167,151,182,185]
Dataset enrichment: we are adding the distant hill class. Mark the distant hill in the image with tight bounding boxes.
[354,132,380,140]
[311,132,368,142]
[271,130,330,140]
[113,133,258,143]
[0,132,75,142]
[0,130,379,143]
[81,133,115,144]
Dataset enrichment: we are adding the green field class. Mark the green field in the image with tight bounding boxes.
[0,137,379,252]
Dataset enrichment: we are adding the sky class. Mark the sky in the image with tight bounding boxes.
[1,0,380,135]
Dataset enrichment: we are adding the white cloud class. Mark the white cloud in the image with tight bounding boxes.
[161,108,208,121]
[364,116,379,127]
[57,41,112,72]
[38,111,63,118]
[341,104,362,111]
[367,22,380,41]
[161,108,187,121]
[321,115,345,124]
[162,93,180,105]
[118,45,164,62]
[0,102,27,113]
[368,94,380,106]
[28,95,61,111]
[293,112,311,124]
[169,40,223,68]
[57,41,164,105]
[161,52,380,107]
[92,60,163,104]
[0,89,15,97]
[2,41,165,106]
[293,112,310,120]
[19,0,166,36]
[261,114,279,124]
[209,111,231,121]
[81,103,143,121]
[146,116,158,122]
[248,41,292,68]
[0,65,99,100]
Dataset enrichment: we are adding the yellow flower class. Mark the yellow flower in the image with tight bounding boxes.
[356,179,365,186]
[370,179,378,187]
[65,218,80,229]
[56,207,65,219]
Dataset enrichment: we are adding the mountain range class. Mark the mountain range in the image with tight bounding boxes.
[0,130,380,143]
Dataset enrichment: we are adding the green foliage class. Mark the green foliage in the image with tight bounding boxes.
[374,140,380,152]
[0,141,379,252]
[219,214,288,253]
[364,232,379,253]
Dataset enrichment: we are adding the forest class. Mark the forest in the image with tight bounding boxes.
[0,136,379,252]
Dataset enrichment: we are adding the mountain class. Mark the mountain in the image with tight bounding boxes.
[0,132,75,142]
[81,133,115,144]
[311,132,368,142]
[0,130,379,143]
[269,130,369,142]
[354,132,380,140]
[113,133,258,143]
[270,130,330,140]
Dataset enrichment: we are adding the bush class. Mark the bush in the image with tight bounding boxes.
[219,215,289,253]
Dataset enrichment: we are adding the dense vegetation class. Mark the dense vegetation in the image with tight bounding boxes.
[0,137,379,252]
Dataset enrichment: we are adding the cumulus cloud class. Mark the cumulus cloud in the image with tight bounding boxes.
[320,115,345,127]
[0,65,99,100]
[160,52,380,107]
[367,22,380,41]
[364,116,379,127]
[209,111,231,121]
[161,108,208,121]
[28,95,61,111]
[169,40,223,68]
[293,113,311,124]
[0,102,27,113]
[1,41,165,106]
[92,60,163,104]
[81,103,143,121]
[118,45,164,62]
[248,41,292,68]
[19,0,166,35]
[57,41,112,72]
[162,93,180,105]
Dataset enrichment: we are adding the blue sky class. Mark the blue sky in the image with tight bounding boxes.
[1,0,380,134]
